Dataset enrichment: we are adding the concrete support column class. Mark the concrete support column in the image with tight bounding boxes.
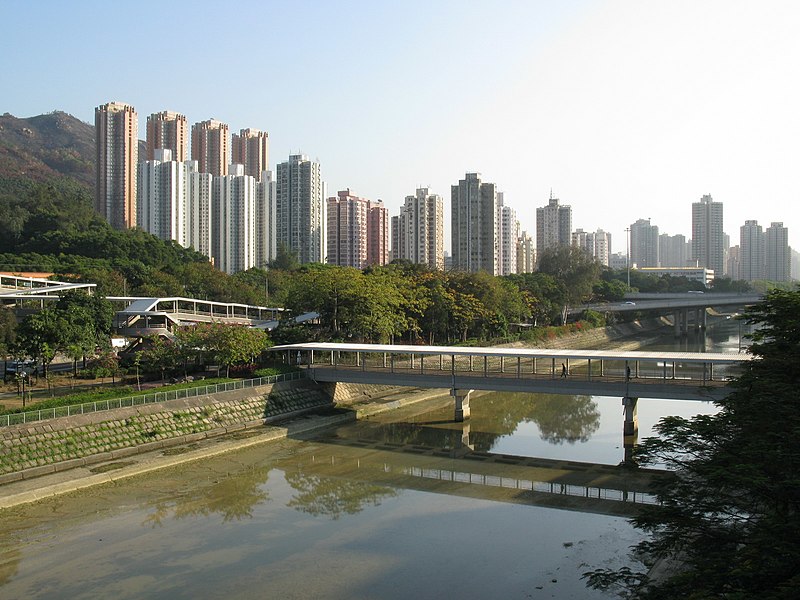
[673,310,681,337]
[452,388,473,422]
[461,423,473,449]
[701,308,708,329]
[622,396,638,436]
[623,395,639,465]
[682,308,689,336]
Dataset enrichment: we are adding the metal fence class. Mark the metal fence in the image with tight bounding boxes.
[0,371,306,427]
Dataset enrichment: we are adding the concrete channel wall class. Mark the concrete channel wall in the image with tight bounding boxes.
[0,380,335,484]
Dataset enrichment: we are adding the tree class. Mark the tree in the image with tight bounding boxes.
[136,335,179,383]
[269,242,300,271]
[13,309,61,375]
[56,290,114,349]
[537,245,601,309]
[212,325,271,377]
[585,288,800,599]
[506,272,567,326]
[183,323,271,377]
[0,306,16,358]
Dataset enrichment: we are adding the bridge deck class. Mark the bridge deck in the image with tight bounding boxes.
[273,342,750,401]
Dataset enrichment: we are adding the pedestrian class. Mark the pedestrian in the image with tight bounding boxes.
[626,365,631,380]
[561,362,567,378]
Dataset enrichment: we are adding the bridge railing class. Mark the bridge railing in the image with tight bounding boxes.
[0,371,306,427]
[401,464,659,505]
[309,349,743,386]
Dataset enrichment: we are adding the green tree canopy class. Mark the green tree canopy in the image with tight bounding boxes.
[586,288,800,599]
[537,245,601,308]
[0,306,16,358]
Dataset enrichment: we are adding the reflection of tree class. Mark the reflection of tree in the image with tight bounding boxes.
[470,392,600,449]
[528,394,600,444]
[0,547,20,587]
[284,470,397,520]
[143,465,271,527]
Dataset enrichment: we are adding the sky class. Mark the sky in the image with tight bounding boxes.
[2,0,799,253]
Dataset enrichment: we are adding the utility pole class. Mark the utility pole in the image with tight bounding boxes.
[625,227,631,289]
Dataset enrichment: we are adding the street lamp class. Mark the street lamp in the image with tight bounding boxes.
[18,370,27,408]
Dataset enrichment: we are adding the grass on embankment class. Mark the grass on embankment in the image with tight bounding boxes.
[0,378,239,417]
[0,365,301,417]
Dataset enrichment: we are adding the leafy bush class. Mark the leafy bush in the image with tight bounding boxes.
[253,365,300,378]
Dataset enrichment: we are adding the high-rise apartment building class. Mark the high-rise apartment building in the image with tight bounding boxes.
[275,154,325,264]
[451,173,499,274]
[659,233,689,268]
[516,231,535,274]
[765,222,790,282]
[327,190,368,268]
[191,119,230,176]
[367,200,389,267]
[727,245,741,281]
[691,194,725,277]
[95,101,138,229]
[137,149,188,247]
[610,252,628,271]
[630,218,659,267]
[186,165,214,259]
[327,190,388,268]
[391,188,444,270]
[232,128,269,181]
[255,170,276,269]
[536,192,572,260]
[572,228,611,266]
[212,164,256,274]
[498,199,518,276]
[740,220,765,282]
[146,111,188,162]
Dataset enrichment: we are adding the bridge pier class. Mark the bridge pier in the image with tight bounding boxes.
[673,309,691,337]
[622,396,638,436]
[452,388,473,422]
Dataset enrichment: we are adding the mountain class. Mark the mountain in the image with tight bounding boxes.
[0,111,95,190]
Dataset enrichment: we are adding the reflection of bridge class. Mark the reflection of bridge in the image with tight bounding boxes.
[280,436,666,517]
[569,292,762,336]
[272,342,750,441]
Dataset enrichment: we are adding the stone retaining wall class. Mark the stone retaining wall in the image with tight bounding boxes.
[0,380,331,483]
[322,382,411,404]
[505,318,671,350]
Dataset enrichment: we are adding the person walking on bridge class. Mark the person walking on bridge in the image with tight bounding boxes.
[561,363,568,378]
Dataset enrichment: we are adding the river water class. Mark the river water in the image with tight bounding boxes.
[0,322,744,599]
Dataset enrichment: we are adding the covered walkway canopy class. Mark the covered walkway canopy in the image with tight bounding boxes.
[272,342,751,402]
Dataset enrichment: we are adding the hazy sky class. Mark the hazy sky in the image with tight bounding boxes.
[3,0,799,253]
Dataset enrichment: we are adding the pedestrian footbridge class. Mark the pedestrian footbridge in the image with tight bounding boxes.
[272,342,750,439]
[111,296,284,337]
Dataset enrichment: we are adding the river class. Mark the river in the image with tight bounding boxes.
[0,321,744,599]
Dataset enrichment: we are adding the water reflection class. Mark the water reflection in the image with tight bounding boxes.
[284,470,398,519]
[335,393,601,457]
[0,548,20,587]
[143,464,272,526]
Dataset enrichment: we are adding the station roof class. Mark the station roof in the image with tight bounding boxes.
[272,342,751,364]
